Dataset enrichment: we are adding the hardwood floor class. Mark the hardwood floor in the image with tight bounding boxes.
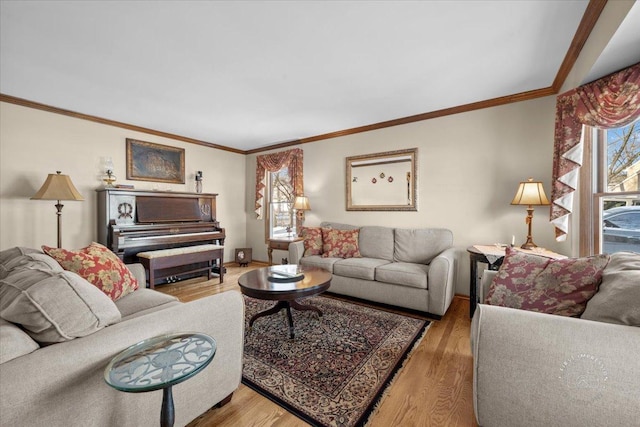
[156,263,478,427]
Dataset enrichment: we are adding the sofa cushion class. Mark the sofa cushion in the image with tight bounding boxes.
[1,252,63,278]
[394,228,453,264]
[43,242,139,301]
[333,257,391,281]
[300,255,340,272]
[0,318,40,364]
[0,268,121,343]
[300,226,323,256]
[0,247,49,279]
[581,251,640,326]
[115,288,179,319]
[322,228,361,259]
[359,226,395,261]
[485,247,610,317]
[376,262,429,289]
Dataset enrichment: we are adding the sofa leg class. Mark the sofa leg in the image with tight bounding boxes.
[215,393,233,408]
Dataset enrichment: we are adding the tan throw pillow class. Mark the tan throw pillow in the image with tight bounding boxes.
[43,242,138,301]
[581,251,640,326]
[485,247,610,317]
[0,268,121,343]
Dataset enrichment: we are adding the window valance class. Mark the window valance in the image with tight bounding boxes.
[255,148,303,219]
[551,63,640,241]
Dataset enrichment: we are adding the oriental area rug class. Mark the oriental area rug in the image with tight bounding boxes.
[242,295,430,427]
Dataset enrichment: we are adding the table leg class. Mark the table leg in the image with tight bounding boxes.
[285,305,295,339]
[289,299,323,317]
[469,257,478,318]
[161,386,175,427]
[248,301,289,327]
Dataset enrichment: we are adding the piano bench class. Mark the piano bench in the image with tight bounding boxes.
[136,244,224,289]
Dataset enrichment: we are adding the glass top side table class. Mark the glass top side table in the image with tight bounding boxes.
[104,332,216,427]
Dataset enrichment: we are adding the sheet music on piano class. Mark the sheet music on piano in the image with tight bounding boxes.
[96,188,226,284]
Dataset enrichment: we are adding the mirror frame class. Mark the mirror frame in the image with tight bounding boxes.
[346,148,417,211]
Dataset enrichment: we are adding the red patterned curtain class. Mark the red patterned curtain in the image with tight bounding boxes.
[551,63,640,241]
[255,148,304,219]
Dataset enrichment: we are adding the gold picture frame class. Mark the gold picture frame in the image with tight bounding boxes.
[346,148,417,211]
[126,138,185,184]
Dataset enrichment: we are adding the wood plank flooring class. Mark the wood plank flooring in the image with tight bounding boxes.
[156,263,478,427]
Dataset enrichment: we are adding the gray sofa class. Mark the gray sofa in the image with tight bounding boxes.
[471,251,640,427]
[0,247,244,427]
[289,222,456,317]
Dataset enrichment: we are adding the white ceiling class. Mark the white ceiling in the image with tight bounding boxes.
[1,1,639,152]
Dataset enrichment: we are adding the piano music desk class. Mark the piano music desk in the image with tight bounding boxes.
[137,244,224,289]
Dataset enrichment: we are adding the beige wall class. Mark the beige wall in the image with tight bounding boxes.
[0,102,247,262]
[246,95,572,295]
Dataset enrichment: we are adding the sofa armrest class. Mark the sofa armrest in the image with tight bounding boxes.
[427,247,456,316]
[0,290,245,427]
[126,262,147,286]
[289,240,305,265]
[471,304,640,427]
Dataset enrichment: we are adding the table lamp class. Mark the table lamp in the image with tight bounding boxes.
[293,195,311,236]
[510,178,550,249]
[31,171,84,248]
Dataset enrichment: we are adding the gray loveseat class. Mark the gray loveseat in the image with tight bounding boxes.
[289,222,456,317]
[0,247,244,427]
[472,251,640,426]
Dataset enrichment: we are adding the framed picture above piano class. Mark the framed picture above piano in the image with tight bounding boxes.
[126,138,185,184]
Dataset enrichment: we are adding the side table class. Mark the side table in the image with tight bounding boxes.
[105,332,216,427]
[467,246,506,318]
[267,236,302,265]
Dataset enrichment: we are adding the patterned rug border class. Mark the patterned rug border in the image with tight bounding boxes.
[241,295,431,427]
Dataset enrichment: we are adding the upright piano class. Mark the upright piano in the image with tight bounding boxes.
[97,188,225,283]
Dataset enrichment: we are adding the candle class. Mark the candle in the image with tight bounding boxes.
[511,235,515,246]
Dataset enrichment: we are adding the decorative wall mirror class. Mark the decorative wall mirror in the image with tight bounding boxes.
[346,148,417,211]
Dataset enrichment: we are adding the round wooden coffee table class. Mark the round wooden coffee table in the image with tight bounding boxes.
[238,265,332,339]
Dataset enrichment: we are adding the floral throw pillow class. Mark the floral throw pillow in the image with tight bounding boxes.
[321,228,361,259]
[43,242,138,301]
[484,247,610,317]
[301,226,323,256]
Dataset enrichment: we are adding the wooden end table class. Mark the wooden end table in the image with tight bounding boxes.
[267,236,302,265]
[238,265,332,339]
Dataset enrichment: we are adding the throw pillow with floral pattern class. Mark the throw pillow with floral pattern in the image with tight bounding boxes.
[321,228,361,259]
[301,226,323,256]
[43,242,138,301]
[485,247,609,317]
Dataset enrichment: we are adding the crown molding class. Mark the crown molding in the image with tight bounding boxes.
[1,0,606,156]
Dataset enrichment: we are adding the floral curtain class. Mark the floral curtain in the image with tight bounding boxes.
[255,148,303,219]
[551,63,640,241]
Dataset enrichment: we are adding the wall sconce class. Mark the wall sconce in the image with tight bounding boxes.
[293,195,311,236]
[511,178,550,249]
[31,171,84,248]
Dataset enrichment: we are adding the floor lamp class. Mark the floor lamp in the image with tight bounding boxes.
[511,177,550,250]
[31,171,84,248]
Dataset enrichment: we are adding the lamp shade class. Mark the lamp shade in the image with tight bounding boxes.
[31,171,84,201]
[293,195,311,211]
[510,178,550,206]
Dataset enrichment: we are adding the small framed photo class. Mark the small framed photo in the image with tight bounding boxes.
[126,138,185,184]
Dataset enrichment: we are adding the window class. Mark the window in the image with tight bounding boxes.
[580,121,640,255]
[267,167,296,238]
